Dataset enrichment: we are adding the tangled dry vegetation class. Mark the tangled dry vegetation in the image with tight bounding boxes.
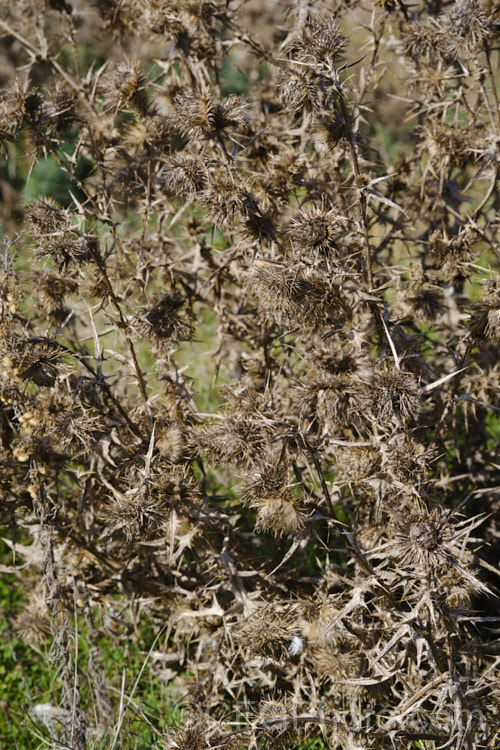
[0,0,499,748]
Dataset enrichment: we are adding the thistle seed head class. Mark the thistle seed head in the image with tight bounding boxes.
[440,0,491,60]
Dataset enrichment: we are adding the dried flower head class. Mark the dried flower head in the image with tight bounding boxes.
[440,0,491,60]
[334,445,381,483]
[153,465,202,518]
[391,507,454,572]
[28,197,69,238]
[426,228,475,281]
[306,345,364,376]
[236,605,300,660]
[279,67,318,114]
[381,439,435,484]
[123,114,174,152]
[103,484,169,542]
[195,413,269,469]
[252,262,339,328]
[173,88,247,139]
[45,82,76,134]
[301,595,339,645]
[402,20,442,64]
[156,422,185,462]
[13,339,67,387]
[301,369,368,434]
[242,465,305,536]
[285,16,346,70]
[160,152,208,198]
[138,292,193,348]
[15,599,50,645]
[162,724,207,750]
[418,119,475,176]
[370,368,420,424]
[467,277,500,339]
[200,177,248,228]
[34,270,78,318]
[390,507,488,593]
[106,60,148,112]
[310,111,347,153]
[0,78,27,133]
[407,282,446,321]
[263,148,306,203]
[289,205,345,258]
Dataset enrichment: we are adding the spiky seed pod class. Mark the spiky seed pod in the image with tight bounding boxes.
[226,182,276,241]
[334,445,381,483]
[160,153,208,198]
[426,228,475,281]
[467,278,500,339]
[28,197,69,238]
[17,340,66,387]
[300,369,368,434]
[284,16,346,70]
[138,292,193,347]
[307,345,364,377]
[34,270,78,318]
[236,605,300,660]
[390,507,488,595]
[0,78,26,133]
[200,178,248,228]
[107,61,147,112]
[370,368,420,424]
[103,485,169,542]
[301,595,339,645]
[440,0,491,60]
[23,91,44,128]
[19,388,105,454]
[279,67,318,114]
[242,465,304,536]
[310,111,346,153]
[252,263,339,328]
[162,724,206,750]
[288,206,345,257]
[402,21,442,64]
[154,465,202,518]
[222,384,269,416]
[391,507,454,572]
[32,231,98,268]
[123,114,174,152]
[46,82,76,133]
[14,599,50,645]
[381,439,434,484]
[195,413,269,469]
[410,60,457,98]
[173,88,247,139]
[408,282,445,321]
[156,423,185,462]
[312,647,360,682]
[418,120,475,175]
[253,491,305,536]
[179,0,227,32]
[261,148,306,204]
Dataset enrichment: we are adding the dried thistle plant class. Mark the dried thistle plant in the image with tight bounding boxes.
[0,0,498,748]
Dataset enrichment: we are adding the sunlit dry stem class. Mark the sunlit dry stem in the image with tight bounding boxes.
[336,87,374,290]
[87,241,150,409]
[483,41,500,135]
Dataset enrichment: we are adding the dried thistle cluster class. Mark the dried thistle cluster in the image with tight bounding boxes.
[0,0,499,748]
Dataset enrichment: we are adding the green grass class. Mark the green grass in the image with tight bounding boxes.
[0,537,183,747]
